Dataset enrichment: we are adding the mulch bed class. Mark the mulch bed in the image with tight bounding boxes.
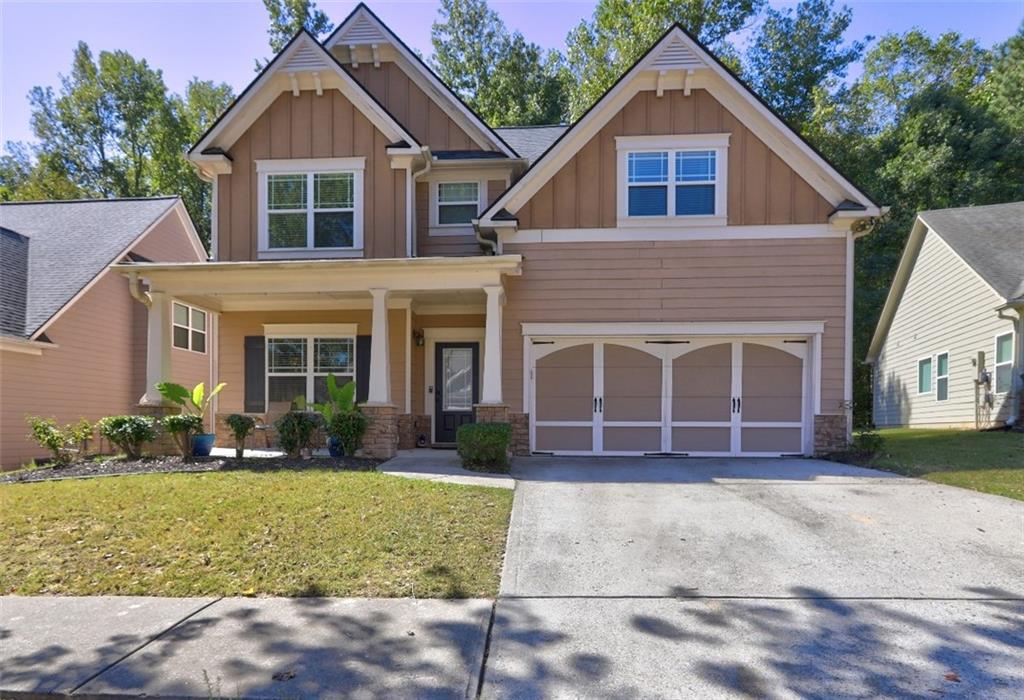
[0,454,382,484]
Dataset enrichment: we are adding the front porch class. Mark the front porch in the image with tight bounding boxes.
[118,255,525,458]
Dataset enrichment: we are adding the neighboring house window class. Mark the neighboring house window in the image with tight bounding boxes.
[267,335,355,409]
[257,158,364,256]
[172,302,206,354]
[437,182,480,225]
[936,352,949,401]
[917,357,932,394]
[994,333,1014,394]
[616,134,728,223]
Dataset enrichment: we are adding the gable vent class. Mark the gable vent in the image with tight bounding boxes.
[649,36,704,70]
[284,44,328,72]
[339,15,386,44]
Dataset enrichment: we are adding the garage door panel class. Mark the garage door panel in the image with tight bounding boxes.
[603,427,661,452]
[743,396,803,422]
[603,345,661,422]
[536,344,593,422]
[741,427,802,453]
[673,344,732,422]
[536,426,593,452]
[673,427,731,453]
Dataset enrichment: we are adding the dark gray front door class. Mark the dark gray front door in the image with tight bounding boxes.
[434,342,479,443]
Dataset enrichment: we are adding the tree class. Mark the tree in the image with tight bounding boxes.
[430,0,567,125]
[745,0,865,130]
[978,24,1024,134]
[258,0,333,68]
[564,0,764,119]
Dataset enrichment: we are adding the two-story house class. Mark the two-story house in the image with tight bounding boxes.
[119,3,883,459]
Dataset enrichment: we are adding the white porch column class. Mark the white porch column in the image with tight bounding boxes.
[480,285,504,404]
[140,290,172,405]
[367,288,391,405]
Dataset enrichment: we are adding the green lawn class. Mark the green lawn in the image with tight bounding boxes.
[866,429,1024,501]
[0,470,513,597]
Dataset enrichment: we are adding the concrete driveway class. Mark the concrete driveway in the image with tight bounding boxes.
[483,457,1024,699]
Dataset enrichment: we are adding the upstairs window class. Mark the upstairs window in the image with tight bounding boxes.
[437,182,480,225]
[995,333,1014,394]
[172,302,206,354]
[617,135,728,224]
[257,158,364,256]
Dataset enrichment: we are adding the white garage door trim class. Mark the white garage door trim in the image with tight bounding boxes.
[524,321,823,457]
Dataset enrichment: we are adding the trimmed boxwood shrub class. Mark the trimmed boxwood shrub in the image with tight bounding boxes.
[97,415,157,459]
[456,422,511,473]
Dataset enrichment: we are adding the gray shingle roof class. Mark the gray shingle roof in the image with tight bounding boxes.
[0,197,180,338]
[919,202,1024,302]
[494,125,568,164]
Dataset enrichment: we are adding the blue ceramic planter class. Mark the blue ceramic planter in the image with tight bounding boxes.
[327,436,345,458]
[191,433,216,457]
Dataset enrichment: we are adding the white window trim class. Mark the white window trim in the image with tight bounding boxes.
[428,172,493,237]
[615,133,729,227]
[171,301,207,355]
[935,350,950,402]
[916,355,933,396]
[265,326,358,408]
[256,158,365,258]
[994,332,1014,395]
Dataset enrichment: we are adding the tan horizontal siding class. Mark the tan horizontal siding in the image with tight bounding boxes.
[515,89,832,229]
[503,237,847,414]
[217,90,406,262]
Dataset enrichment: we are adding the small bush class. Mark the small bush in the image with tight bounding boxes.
[225,414,257,459]
[162,414,204,457]
[327,410,369,456]
[26,417,74,465]
[97,415,157,460]
[275,411,320,458]
[852,428,885,458]
[457,422,511,473]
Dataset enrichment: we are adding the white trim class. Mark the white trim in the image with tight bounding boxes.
[521,321,826,337]
[264,323,358,336]
[616,139,727,225]
[430,179,486,236]
[171,300,208,355]
[844,228,854,436]
[935,350,950,402]
[256,158,365,256]
[502,223,843,244]
[423,327,486,441]
[994,332,1014,395]
[405,306,412,413]
[615,133,730,150]
[916,355,934,395]
[264,332,357,411]
[210,177,219,261]
[0,336,53,355]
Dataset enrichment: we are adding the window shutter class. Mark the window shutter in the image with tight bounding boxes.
[244,336,266,413]
[356,335,371,404]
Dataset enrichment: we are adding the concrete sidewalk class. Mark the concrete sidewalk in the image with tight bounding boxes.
[379,449,515,489]
[1,596,492,698]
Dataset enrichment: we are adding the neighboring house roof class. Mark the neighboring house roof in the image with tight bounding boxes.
[0,197,187,339]
[432,150,508,161]
[866,201,1024,363]
[494,126,568,165]
[479,23,881,227]
[324,3,517,158]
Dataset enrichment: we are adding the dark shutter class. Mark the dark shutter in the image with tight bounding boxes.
[356,335,371,404]
[244,336,266,413]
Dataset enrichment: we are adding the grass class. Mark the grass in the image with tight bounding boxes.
[0,469,513,597]
[865,428,1024,501]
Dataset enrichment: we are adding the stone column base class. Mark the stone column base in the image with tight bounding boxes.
[509,413,530,456]
[473,404,509,423]
[398,414,430,449]
[360,404,399,459]
[136,403,179,456]
[814,414,849,456]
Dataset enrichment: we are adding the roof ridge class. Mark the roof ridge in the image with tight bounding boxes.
[1,195,180,206]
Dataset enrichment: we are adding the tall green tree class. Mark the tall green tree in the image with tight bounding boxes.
[564,0,764,119]
[745,0,865,130]
[430,0,567,125]
[978,24,1024,134]
[262,0,333,53]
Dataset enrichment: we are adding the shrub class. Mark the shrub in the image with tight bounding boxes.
[162,414,205,457]
[456,423,511,473]
[67,419,94,454]
[851,428,885,458]
[274,411,320,458]
[225,414,257,459]
[26,417,74,465]
[97,415,157,459]
[327,410,369,456]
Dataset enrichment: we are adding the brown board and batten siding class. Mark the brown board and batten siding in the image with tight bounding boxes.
[416,179,506,257]
[501,238,849,416]
[216,90,406,262]
[346,62,482,152]
[515,89,833,230]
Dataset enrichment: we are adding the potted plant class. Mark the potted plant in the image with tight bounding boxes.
[274,410,320,459]
[225,414,256,459]
[162,413,204,458]
[156,381,226,457]
[311,374,357,457]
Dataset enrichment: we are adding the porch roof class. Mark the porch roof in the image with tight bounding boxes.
[115,255,522,313]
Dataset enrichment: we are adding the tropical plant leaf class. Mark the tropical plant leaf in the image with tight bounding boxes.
[191,382,205,411]
[156,382,190,406]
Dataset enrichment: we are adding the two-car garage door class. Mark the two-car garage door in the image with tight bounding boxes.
[531,338,809,456]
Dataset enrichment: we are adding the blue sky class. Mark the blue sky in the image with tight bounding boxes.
[2,0,1022,151]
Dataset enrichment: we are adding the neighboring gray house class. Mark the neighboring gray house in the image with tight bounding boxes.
[867,202,1024,429]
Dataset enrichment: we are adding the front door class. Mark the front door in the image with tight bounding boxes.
[434,342,479,443]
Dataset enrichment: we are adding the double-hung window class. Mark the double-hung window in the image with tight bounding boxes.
[995,333,1014,394]
[917,357,932,394]
[172,302,206,354]
[267,335,355,411]
[617,134,728,223]
[936,352,949,401]
[437,182,480,225]
[258,158,364,256]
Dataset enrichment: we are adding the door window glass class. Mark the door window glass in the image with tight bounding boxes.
[442,347,473,411]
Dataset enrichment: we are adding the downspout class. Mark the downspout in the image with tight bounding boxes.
[410,147,432,258]
[474,226,500,256]
[127,271,152,308]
